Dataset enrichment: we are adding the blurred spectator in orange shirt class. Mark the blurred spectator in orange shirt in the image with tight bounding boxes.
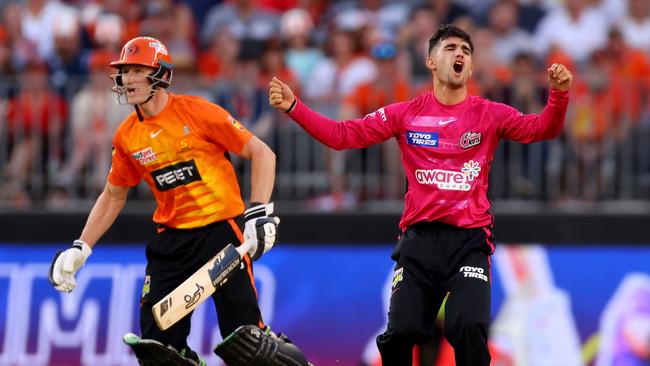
[54,52,129,198]
[338,42,410,201]
[602,27,650,125]
[198,27,240,84]
[1,61,67,206]
[565,49,623,200]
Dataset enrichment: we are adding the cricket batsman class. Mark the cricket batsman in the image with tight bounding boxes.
[48,36,310,366]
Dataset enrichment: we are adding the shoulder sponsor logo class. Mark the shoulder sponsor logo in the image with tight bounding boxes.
[364,107,388,122]
[415,160,481,191]
[151,160,202,191]
[407,130,439,147]
[132,147,158,165]
[227,115,244,130]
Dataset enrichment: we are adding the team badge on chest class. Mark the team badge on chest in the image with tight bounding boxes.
[460,131,481,149]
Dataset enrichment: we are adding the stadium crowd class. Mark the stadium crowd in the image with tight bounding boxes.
[1,0,650,210]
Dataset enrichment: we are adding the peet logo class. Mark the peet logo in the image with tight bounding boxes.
[460,131,481,149]
[415,160,481,191]
[132,147,157,165]
[151,160,202,191]
[407,130,439,147]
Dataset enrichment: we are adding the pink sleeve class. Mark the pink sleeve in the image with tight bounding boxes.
[495,89,569,143]
[287,99,404,150]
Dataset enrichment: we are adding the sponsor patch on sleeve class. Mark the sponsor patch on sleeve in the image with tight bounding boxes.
[406,130,439,147]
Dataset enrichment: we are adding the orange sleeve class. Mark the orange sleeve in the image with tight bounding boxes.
[107,138,142,187]
[200,102,253,154]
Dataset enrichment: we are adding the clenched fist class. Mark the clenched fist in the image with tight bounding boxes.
[269,77,297,113]
[547,63,572,91]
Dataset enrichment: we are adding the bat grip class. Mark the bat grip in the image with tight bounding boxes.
[235,238,254,258]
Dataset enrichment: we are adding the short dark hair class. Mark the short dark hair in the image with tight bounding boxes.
[428,24,474,55]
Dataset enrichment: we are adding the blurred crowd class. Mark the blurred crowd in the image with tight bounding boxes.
[2,0,650,210]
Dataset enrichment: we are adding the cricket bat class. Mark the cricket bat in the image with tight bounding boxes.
[152,239,254,330]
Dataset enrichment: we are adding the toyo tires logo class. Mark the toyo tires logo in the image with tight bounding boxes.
[415,160,481,191]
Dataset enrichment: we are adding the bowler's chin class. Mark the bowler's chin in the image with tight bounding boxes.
[447,80,466,90]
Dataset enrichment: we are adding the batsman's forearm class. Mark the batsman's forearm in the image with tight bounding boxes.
[79,191,126,247]
[249,144,275,203]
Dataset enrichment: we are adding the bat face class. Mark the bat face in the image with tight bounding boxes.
[152,243,242,330]
[184,283,205,309]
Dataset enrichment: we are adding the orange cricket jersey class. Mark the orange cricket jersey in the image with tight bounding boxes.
[108,93,253,229]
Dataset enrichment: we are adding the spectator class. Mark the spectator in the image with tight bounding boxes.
[304,28,376,112]
[401,6,439,89]
[201,0,280,47]
[212,46,275,144]
[617,0,650,52]
[487,0,533,65]
[304,28,377,210]
[532,0,608,65]
[332,0,410,42]
[420,0,471,25]
[339,42,410,200]
[47,6,87,97]
[198,27,240,83]
[20,0,69,61]
[564,49,623,200]
[280,8,324,89]
[55,52,129,198]
[1,61,67,206]
[499,0,548,34]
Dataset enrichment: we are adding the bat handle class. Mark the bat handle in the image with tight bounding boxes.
[235,238,254,258]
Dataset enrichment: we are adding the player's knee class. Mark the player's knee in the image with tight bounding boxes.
[214,325,312,366]
[445,318,487,345]
[383,318,429,343]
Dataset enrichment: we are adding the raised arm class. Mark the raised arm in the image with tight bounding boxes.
[497,63,572,143]
[269,77,400,150]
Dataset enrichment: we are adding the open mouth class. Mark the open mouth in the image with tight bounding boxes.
[453,61,464,74]
[126,87,138,96]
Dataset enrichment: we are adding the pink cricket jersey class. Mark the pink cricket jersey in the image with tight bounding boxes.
[288,89,569,230]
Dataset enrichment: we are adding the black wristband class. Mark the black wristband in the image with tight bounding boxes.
[284,99,297,113]
[245,203,267,220]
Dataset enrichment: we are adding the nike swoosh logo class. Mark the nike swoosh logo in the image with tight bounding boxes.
[439,118,457,126]
[150,129,162,138]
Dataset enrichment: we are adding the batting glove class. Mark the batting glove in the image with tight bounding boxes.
[48,240,92,293]
[244,202,280,261]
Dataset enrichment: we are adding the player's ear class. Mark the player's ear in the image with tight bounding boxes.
[425,57,436,71]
